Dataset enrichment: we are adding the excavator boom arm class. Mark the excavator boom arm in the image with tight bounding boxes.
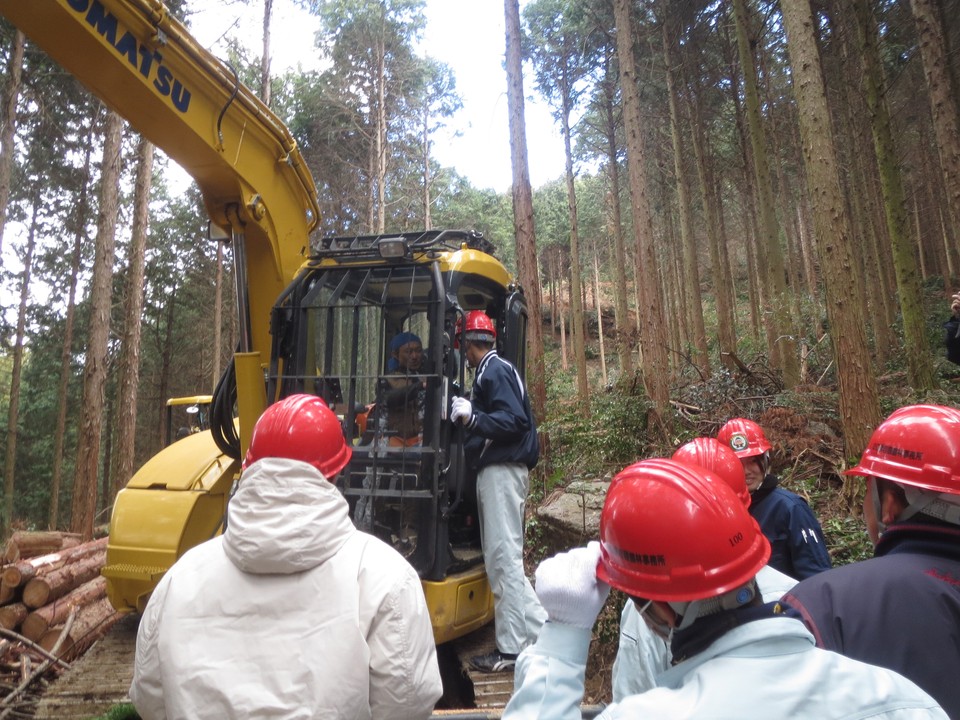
[0,0,320,375]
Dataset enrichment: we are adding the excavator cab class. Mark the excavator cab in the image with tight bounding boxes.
[267,229,526,642]
[164,395,213,446]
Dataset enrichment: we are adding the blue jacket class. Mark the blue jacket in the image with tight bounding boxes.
[783,519,960,719]
[464,350,538,470]
[751,475,832,579]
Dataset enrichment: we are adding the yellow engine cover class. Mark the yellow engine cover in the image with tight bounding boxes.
[102,431,239,613]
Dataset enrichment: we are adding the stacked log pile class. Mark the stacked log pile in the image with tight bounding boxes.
[0,532,123,719]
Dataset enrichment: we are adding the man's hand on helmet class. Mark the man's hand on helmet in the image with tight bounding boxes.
[534,542,611,630]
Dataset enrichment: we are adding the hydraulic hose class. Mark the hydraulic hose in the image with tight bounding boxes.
[211,356,241,460]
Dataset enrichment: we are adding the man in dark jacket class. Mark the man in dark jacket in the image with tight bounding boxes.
[451,310,546,673]
[783,404,960,718]
[717,418,832,580]
[946,292,960,366]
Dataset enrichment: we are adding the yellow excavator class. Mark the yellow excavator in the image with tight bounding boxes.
[0,0,530,677]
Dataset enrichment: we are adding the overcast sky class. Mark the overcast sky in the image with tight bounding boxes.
[188,0,566,192]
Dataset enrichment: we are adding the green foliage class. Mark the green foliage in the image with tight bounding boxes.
[820,515,874,566]
[88,704,140,720]
[543,378,655,478]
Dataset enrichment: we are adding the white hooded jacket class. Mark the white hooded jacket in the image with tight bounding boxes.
[130,457,442,720]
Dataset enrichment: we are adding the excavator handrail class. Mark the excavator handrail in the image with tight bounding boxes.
[313,229,496,261]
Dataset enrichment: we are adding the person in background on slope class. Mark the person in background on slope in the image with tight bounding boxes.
[503,458,946,720]
[783,404,960,719]
[130,394,442,720]
[945,292,960,366]
[611,438,797,701]
[450,310,546,673]
[717,417,832,579]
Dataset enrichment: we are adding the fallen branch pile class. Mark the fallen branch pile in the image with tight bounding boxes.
[0,532,123,719]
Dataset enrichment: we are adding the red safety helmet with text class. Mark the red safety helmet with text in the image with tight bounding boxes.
[244,394,352,479]
[597,459,769,602]
[672,437,751,508]
[845,404,960,495]
[717,418,772,459]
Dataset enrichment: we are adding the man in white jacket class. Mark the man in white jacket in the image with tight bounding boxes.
[504,458,946,720]
[130,394,442,720]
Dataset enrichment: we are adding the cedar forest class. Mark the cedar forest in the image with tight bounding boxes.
[0,0,958,544]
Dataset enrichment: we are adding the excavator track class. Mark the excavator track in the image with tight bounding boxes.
[32,613,138,720]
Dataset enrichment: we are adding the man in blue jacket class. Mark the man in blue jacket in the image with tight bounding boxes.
[717,417,832,579]
[783,404,960,718]
[451,310,545,673]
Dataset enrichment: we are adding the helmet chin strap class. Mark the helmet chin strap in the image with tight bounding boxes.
[871,478,887,536]
[759,451,771,477]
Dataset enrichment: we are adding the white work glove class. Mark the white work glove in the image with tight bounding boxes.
[451,396,473,424]
[534,541,611,629]
[952,293,960,317]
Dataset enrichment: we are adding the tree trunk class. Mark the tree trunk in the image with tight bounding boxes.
[2,194,37,537]
[0,29,24,260]
[687,74,736,369]
[558,255,568,371]
[39,596,120,661]
[561,88,589,411]
[0,603,27,631]
[731,0,799,386]
[375,31,387,233]
[849,0,935,390]
[504,0,547,421]
[911,0,960,243]
[22,576,107,642]
[23,552,105,609]
[3,537,107,588]
[662,11,710,378]
[260,0,273,107]
[613,0,671,419]
[49,124,95,530]
[113,138,155,497]
[602,77,633,378]
[781,0,880,462]
[69,111,124,540]
[422,100,432,230]
[157,277,178,449]
[593,243,607,386]
[3,531,83,565]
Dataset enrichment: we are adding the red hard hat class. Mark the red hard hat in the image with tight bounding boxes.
[845,404,960,495]
[463,310,496,340]
[597,458,769,602]
[244,394,352,478]
[672,437,751,508]
[717,418,772,459]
